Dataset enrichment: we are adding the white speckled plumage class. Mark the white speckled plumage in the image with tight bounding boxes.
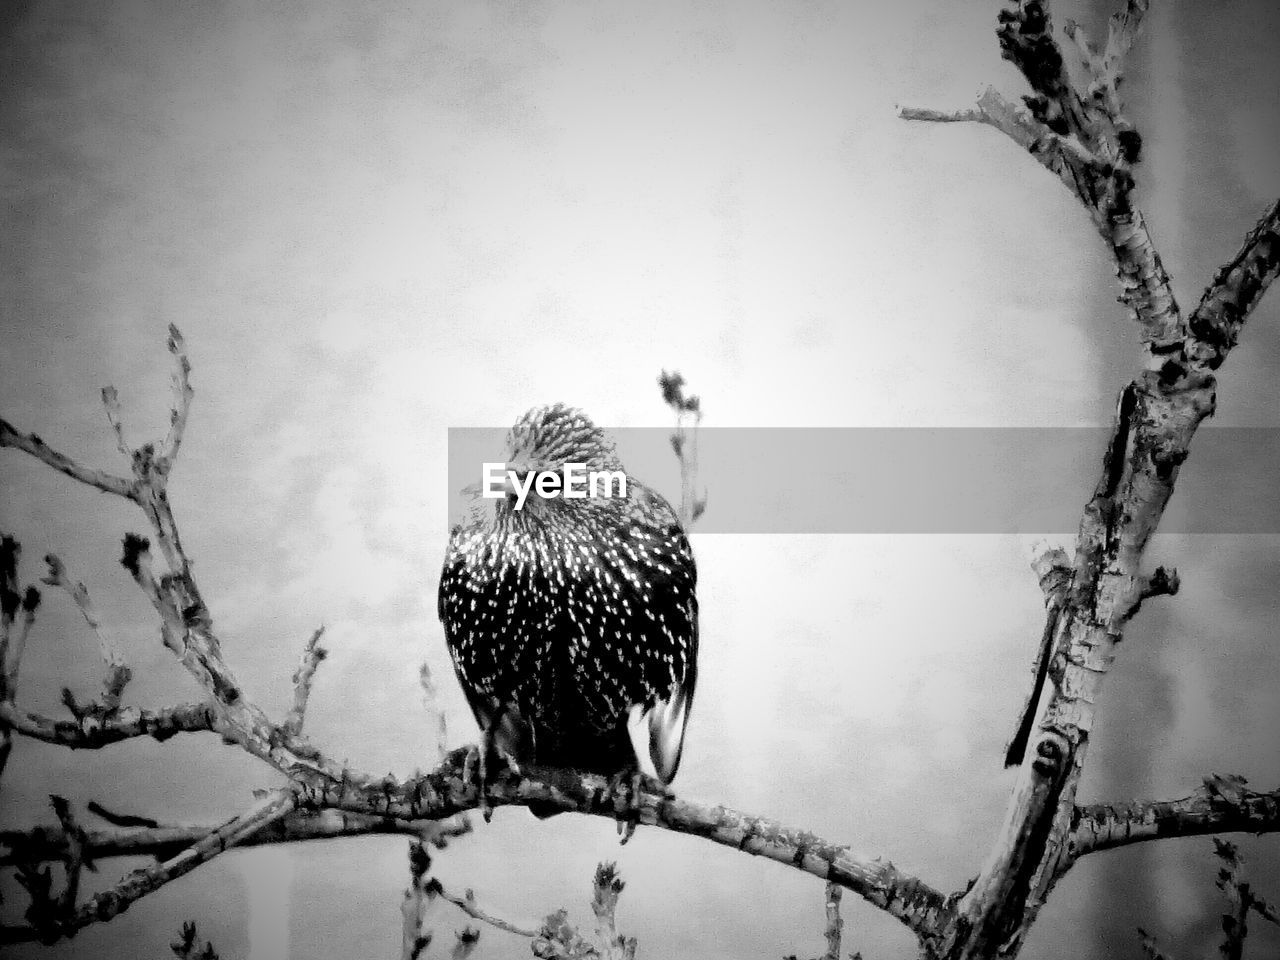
[439,405,698,785]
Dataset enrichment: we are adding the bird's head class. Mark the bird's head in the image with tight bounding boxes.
[476,404,629,523]
[506,403,620,475]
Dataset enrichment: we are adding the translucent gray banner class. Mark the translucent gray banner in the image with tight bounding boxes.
[447,428,1280,533]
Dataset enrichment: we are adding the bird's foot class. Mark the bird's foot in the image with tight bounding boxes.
[465,742,488,829]
[467,731,524,824]
[609,771,667,845]
[462,741,493,823]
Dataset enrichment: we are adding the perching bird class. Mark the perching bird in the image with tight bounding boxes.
[439,404,698,824]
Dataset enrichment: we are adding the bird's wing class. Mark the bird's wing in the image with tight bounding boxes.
[617,512,698,785]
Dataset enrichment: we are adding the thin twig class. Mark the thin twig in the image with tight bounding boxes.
[0,789,296,945]
[49,797,85,916]
[591,862,634,960]
[282,626,326,738]
[0,419,136,501]
[1214,839,1250,960]
[1,808,463,867]
[42,554,131,709]
[3,588,40,699]
[822,881,844,960]
[160,323,194,469]
[658,370,706,528]
[433,879,539,939]
[401,838,438,960]
[100,386,130,457]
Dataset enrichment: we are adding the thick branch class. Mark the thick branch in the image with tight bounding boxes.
[1070,778,1280,858]
[298,756,952,941]
[922,4,1274,958]
[1186,199,1280,372]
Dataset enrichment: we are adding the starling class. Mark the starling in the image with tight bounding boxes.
[439,404,698,821]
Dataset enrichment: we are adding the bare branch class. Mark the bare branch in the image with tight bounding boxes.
[0,536,20,683]
[925,0,1276,948]
[1070,776,1280,858]
[0,419,137,500]
[1,807,462,867]
[11,859,59,944]
[1,554,40,701]
[87,800,160,828]
[1253,894,1280,928]
[902,87,1097,202]
[432,879,539,939]
[1059,18,1099,75]
[898,105,986,124]
[0,535,42,789]
[100,386,131,458]
[0,700,218,750]
[117,533,252,721]
[1137,566,1179,601]
[42,553,131,708]
[401,838,440,960]
[1186,199,1280,373]
[591,862,635,960]
[0,789,296,945]
[282,626,326,738]
[119,534,170,622]
[1029,541,1072,598]
[302,757,952,941]
[658,370,707,528]
[823,881,844,960]
[907,1,1182,351]
[1214,839,1250,960]
[49,797,86,916]
[160,323,194,468]
[1104,0,1149,65]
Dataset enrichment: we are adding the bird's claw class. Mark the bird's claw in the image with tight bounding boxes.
[463,741,493,823]
[610,770,659,845]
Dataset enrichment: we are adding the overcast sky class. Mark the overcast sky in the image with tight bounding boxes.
[2,1,1278,958]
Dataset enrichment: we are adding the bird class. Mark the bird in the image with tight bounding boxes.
[438,403,698,829]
